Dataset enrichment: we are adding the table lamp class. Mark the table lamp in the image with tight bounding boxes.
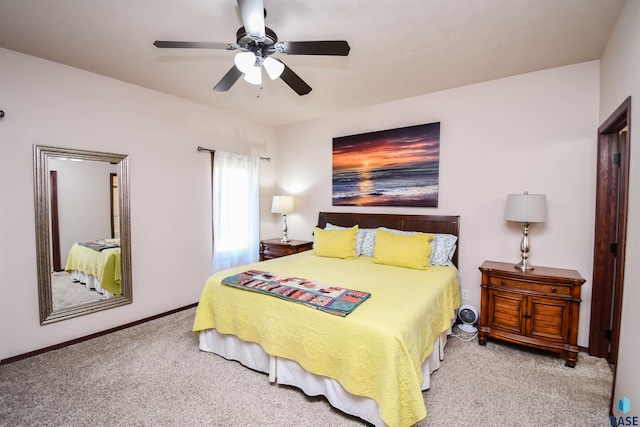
[271,195,294,243]
[504,191,547,271]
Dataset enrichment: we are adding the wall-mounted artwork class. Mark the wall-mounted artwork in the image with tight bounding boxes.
[332,122,440,207]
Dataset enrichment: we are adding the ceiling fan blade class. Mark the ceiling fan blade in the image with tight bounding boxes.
[275,41,350,56]
[154,41,238,50]
[237,0,265,41]
[213,66,243,92]
[279,62,312,96]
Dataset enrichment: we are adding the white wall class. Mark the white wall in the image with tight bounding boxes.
[599,0,640,419]
[274,61,599,348]
[0,48,277,359]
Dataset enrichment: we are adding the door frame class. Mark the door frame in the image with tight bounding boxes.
[588,97,631,414]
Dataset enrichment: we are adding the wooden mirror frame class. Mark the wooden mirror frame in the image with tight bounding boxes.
[33,145,133,324]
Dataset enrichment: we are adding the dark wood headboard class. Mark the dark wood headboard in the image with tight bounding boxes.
[317,212,460,266]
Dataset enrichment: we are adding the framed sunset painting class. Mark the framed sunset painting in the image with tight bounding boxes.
[332,122,440,207]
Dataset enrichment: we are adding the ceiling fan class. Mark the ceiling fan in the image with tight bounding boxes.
[153,0,351,95]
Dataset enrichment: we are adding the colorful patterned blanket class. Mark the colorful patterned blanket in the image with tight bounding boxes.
[221,269,371,316]
[78,239,120,252]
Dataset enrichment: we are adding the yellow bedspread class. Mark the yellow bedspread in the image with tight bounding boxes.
[193,251,460,427]
[64,244,122,295]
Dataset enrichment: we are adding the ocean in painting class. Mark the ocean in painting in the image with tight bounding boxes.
[332,163,439,207]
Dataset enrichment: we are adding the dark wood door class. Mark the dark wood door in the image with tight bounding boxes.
[589,97,630,366]
[50,170,62,272]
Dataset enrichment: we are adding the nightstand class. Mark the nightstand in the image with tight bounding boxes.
[478,260,585,367]
[259,239,313,261]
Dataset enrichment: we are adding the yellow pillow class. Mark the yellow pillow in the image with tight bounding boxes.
[313,225,358,259]
[373,229,434,270]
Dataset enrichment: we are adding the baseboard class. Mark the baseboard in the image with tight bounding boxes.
[0,302,198,365]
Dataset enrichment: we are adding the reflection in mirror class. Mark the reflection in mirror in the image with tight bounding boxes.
[33,145,132,325]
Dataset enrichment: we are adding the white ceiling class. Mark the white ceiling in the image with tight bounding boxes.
[0,0,626,127]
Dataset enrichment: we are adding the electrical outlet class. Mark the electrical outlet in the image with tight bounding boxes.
[461,289,469,300]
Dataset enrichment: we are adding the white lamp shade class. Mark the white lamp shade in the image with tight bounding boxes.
[505,193,547,223]
[234,51,257,73]
[271,195,294,214]
[243,65,262,85]
[263,57,285,80]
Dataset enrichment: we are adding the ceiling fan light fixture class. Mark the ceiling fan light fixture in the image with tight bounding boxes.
[234,51,258,74]
[243,65,262,85]
[263,57,284,80]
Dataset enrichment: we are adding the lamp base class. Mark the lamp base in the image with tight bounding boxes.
[515,222,535,271]
[514,260,535,271]
[280,214,290,243]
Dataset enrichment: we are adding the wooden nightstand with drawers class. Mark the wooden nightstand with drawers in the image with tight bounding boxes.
[478,260,585,367]
[259,239,313,261]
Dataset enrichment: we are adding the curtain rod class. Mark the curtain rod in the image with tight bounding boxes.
[197,146,271,161]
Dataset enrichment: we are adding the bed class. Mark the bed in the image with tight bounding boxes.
[64,238,122,298]
[193,212,460,427]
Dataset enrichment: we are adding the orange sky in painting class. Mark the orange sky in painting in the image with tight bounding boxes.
[333,123,440,173]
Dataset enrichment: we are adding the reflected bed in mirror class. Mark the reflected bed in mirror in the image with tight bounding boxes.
[33,145,132,325]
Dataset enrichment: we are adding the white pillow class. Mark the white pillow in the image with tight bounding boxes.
[357,229,376,257]
[430,233,458,266]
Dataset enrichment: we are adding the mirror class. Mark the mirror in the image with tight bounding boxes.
[33,145,132,325]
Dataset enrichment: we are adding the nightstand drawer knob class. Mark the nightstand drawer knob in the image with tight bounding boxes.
[500,280,506,285]
[551,287,558,293]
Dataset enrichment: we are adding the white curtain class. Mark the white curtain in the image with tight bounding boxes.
[212,150,260,272]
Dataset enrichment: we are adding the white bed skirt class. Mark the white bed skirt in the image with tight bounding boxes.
[199,326,451,427]
[68,270,115,299]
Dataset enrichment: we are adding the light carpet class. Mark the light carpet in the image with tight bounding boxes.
[0,307,612,426]
[51,271,103,310]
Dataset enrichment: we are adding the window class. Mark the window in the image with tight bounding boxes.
[211,151,260,272]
